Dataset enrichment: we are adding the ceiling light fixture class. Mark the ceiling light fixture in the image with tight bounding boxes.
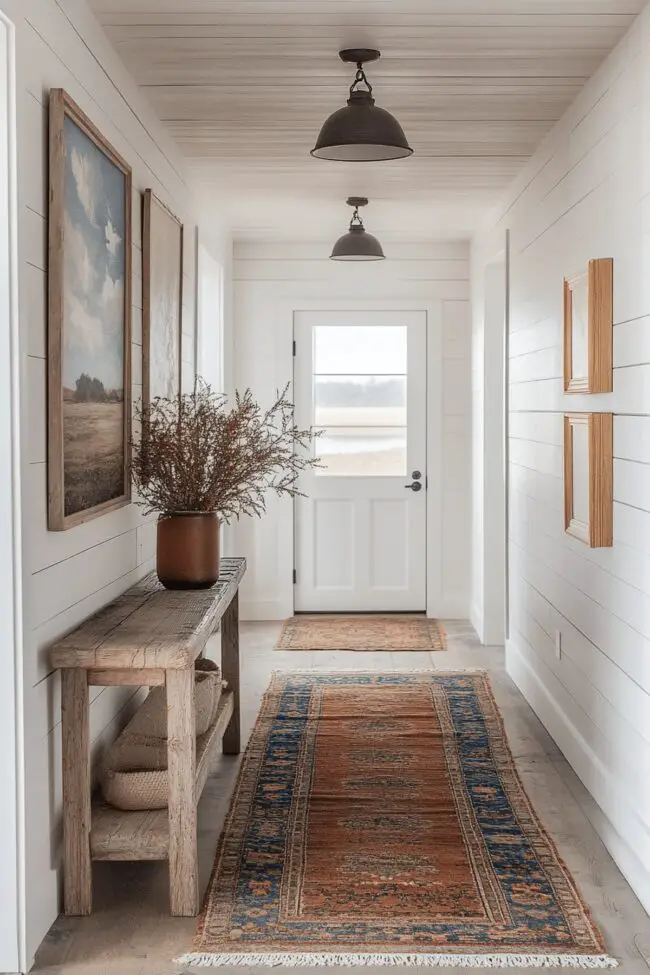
[311,49,413,162]
[330,197,385,261]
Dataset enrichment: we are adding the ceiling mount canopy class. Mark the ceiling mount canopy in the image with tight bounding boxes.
[311,49,413,162]
[330,197,385,262]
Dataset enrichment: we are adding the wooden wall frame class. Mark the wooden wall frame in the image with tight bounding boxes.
[563,413,613,548]
[48,89,132,531]
[563,258,613,394]
[142,189,183,410]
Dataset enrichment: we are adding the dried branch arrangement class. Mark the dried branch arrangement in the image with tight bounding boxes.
[131,381,320,520]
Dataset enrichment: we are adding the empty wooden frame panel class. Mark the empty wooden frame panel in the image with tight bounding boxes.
[563,258,613,393]
[564,413,613,548]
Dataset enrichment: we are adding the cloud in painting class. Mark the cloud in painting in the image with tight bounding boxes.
[66,290,104,356]
[100,271,124,335]
[70,144,99,225]
[65,214,96,294]
[63,116,126,392]
[105,216,121,258]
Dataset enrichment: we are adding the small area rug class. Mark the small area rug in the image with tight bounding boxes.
[275,614,446,651]
[180,671,614,968]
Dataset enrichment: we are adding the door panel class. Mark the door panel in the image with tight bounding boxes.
[313,499,354,589]
[294,310,427,612]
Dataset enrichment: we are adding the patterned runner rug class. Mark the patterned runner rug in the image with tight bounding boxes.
[275,614,446,651]
[180,672,615,969]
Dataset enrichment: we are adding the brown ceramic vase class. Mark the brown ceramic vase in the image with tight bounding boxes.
[156,512,220,590]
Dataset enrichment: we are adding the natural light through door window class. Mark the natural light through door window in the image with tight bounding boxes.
[313,325,407,476]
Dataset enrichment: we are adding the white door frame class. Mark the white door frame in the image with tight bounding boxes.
[0,11,25,973]
[503,230,511,642]
[278,299,443,618]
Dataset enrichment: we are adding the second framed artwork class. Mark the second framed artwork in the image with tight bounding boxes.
[563,258,613,394]
[563,412,613,548]
[142,190,183,405]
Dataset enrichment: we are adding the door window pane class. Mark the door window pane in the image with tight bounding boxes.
[314,376,406,428]
[314,326,407,374]
[315,427,407,477]
[311,325,408,476]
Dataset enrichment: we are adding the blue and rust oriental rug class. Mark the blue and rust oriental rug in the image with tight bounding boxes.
[180,672,615,968]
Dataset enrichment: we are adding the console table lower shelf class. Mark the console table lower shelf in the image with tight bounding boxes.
[91,690,234,861]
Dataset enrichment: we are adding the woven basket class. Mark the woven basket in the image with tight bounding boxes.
[196,657,223,728]
[195,656,220,673]
[144,668,221,738]
[101,733,169,811]
[100,668,228,811]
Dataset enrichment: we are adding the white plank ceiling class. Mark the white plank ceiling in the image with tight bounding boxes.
[90,0,645,240]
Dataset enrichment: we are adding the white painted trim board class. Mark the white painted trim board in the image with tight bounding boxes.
[0,10,25,972]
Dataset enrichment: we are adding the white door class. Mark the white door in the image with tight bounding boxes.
[294,310,427,612]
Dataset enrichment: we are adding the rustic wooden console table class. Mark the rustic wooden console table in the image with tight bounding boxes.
[50,557,246,918]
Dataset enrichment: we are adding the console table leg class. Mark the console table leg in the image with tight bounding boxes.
[221,591,240,755]
[167,669,198,916]
[61,669,92,915]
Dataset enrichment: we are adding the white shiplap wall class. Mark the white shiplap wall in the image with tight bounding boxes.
[3,0,231,963]
[231,241,471,622]
[471,8,650,911]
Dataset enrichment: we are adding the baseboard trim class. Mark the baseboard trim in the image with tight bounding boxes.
[244,601,469,622]
[470,601,484,643]
[241,600,291,622]
[427,594,469,621]
[506,637,650,916]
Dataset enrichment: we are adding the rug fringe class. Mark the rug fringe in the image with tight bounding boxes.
[176,952,618,969]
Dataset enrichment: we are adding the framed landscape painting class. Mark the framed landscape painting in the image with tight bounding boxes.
[142,190,183,406]
[48,89,132,530]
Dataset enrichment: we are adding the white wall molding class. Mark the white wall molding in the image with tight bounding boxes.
[471,254,507,646]
[241,599,293,622]
[425,301,444,619]
[0,11,25,972]
[470,600,485,643]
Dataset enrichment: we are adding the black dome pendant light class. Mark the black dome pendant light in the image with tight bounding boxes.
[330,198,385,261]
[312,49,413,162]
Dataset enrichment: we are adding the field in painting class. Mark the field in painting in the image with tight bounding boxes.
[63,400,124,516]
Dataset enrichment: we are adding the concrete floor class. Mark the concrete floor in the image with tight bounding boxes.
[34,620,650,975]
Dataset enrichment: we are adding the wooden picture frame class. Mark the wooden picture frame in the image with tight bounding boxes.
[563,258,613,393]
[48,89,132,531]
[142,189,183,409]
[564,413,612,548]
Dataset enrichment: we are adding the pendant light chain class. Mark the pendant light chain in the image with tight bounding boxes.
[349,62,373,98]
[350,204,364,228]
